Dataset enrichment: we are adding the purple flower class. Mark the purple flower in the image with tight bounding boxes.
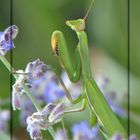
[49,102,64,124]
[44,80,65,103]
[108,100,126,117]
[20,98,36,125]
[41,103,56,118]
[129,134,137,140]
[55,129,68,140]
[0,25,18,55]
[27,123,42,140]
[26,112,48,140]
[31,71,65,103]
[12,81,23,110]
[111,133,138,140]
[72,121,99,140]
[0,109,10,132]
[111,133,123,140]
[25,59,48,82]
[26,102,64,140]
[12,60,48,110]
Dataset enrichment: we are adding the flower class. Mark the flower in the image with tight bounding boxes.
[26,112,48,140]
[111,133,138,140]
[20,98,36,125]
[129,135,137,140]
[0,25,18,55]
[49,102,64,124]
[27,123,42,140]
[31,70,65,103]
[12,59,48,111]
[41,103,56,118]
[111,133,124,140]
[55,129,68,140]
[12,78,25,110]
[26,102,64,140]
[72,121,99,140]
[25,59,48,82]
[0,109,10,132]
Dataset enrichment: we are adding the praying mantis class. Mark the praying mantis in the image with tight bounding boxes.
[51,2,127,139]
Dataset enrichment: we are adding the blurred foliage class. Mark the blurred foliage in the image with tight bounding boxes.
[0,0,140,139]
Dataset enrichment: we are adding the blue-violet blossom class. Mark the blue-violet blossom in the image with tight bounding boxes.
[0,25,18,55]
[72,121,99,140]
[0,109,10,132]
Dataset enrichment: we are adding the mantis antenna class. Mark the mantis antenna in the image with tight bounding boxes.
[83,0,95,20]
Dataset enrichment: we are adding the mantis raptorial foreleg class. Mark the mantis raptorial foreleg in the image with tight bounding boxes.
[52,31,81,82]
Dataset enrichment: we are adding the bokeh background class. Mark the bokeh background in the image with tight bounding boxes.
[0,0,140,139]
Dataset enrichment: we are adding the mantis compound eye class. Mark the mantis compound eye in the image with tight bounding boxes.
[51,35,59,57]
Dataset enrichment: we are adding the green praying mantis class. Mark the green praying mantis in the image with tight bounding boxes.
[51,2,127,139]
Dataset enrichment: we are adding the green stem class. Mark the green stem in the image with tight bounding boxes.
[61,120,68,139]
[0,55,56,139]
[0,55,18,80]
[48,126,56,139]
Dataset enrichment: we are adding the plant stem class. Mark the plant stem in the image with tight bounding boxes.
[48,126,56,139]
[0,55,56,139]
[0,55,18,80]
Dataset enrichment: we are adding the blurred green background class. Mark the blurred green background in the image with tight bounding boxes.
[0,0,140,139]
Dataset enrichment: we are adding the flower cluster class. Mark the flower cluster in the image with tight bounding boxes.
[27,102,64,140]
[54,129,68,140]
[12,59,48,111]
[0,25,18,55]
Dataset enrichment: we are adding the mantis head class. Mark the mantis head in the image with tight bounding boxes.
[66,19,85,32]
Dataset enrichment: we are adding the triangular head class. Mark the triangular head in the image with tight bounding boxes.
[66,19,85,32]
